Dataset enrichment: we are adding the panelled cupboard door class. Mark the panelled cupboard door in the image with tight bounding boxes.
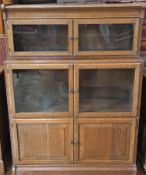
[6,19,73,56]
[74,18,140,56]
[74,62,142,117]
[12,119,73,164]
[5,64,73,117]
[74,118,136,164]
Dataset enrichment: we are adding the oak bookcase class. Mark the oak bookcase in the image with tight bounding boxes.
[3,3,145,175]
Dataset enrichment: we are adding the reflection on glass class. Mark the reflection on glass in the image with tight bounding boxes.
[79,69,134,112]
[79,24,134,51]
[13,70,69,113]
[13,25,68,52]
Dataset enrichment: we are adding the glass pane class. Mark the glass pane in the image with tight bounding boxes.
[13,69,69,113]
[13,25,68,52]
[79,24,134,51]
[79,69,134,112]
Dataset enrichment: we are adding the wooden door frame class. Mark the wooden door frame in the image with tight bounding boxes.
[5,63,74,118]
[12,118,73,164]
[74,118,136,164]
[74,18,140,56]
[6,19,73,57]
[74,62,142,117]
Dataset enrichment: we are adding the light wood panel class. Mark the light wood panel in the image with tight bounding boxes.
[15,165,138,175]
[12,118,73,164]
[6,164,146,175]
[74,118,136,164]
[0,8,4,34]
[0,35,6,65]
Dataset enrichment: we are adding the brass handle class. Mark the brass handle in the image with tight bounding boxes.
[69,90,79,94]
[74,139,79,144]
[70,140,79,144]
[69,37,79,41]
[69,89,74,94]
[74,89,79,94]
[74,37,79,40]
[69,37,74,40]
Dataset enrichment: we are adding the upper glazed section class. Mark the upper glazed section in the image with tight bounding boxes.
[3,3,145,58]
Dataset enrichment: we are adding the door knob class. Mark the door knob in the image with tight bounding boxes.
[69,89,74,94]
[74,139,79,144]
[70,140,79,144]
[74,89,79,94]
[69,37,74,40]
[74,37,79,40]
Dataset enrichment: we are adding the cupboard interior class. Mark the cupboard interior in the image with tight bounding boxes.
[79,69,134,112]
[12,68,135,113]
[12,23,134,52]
[79,24,134,51]
[13,25,68,52]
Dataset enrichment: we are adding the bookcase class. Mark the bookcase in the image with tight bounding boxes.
[3,3,144,175]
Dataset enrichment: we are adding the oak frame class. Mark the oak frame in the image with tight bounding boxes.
[5,63,74,118]
[12,118,74,164]
[5,17,142,57]
[74,118,136,164]
[74,18,140,56]
[3,3,144,175]
[6,19,73,57]
[74,62,142,117]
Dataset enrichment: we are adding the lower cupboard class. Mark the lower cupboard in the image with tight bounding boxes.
[11,118,136,165]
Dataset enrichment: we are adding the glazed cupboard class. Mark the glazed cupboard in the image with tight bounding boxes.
[5,4,144,57]
[5,61,142,117]
[3,3,145,175]
[7,18,140,56]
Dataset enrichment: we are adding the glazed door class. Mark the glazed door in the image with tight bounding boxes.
[74,18,139,56]
[74,62,141,117]
[7,19,73,56]
[74,118,136,164]
[12,119,73,164]
[5,64,73,117]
